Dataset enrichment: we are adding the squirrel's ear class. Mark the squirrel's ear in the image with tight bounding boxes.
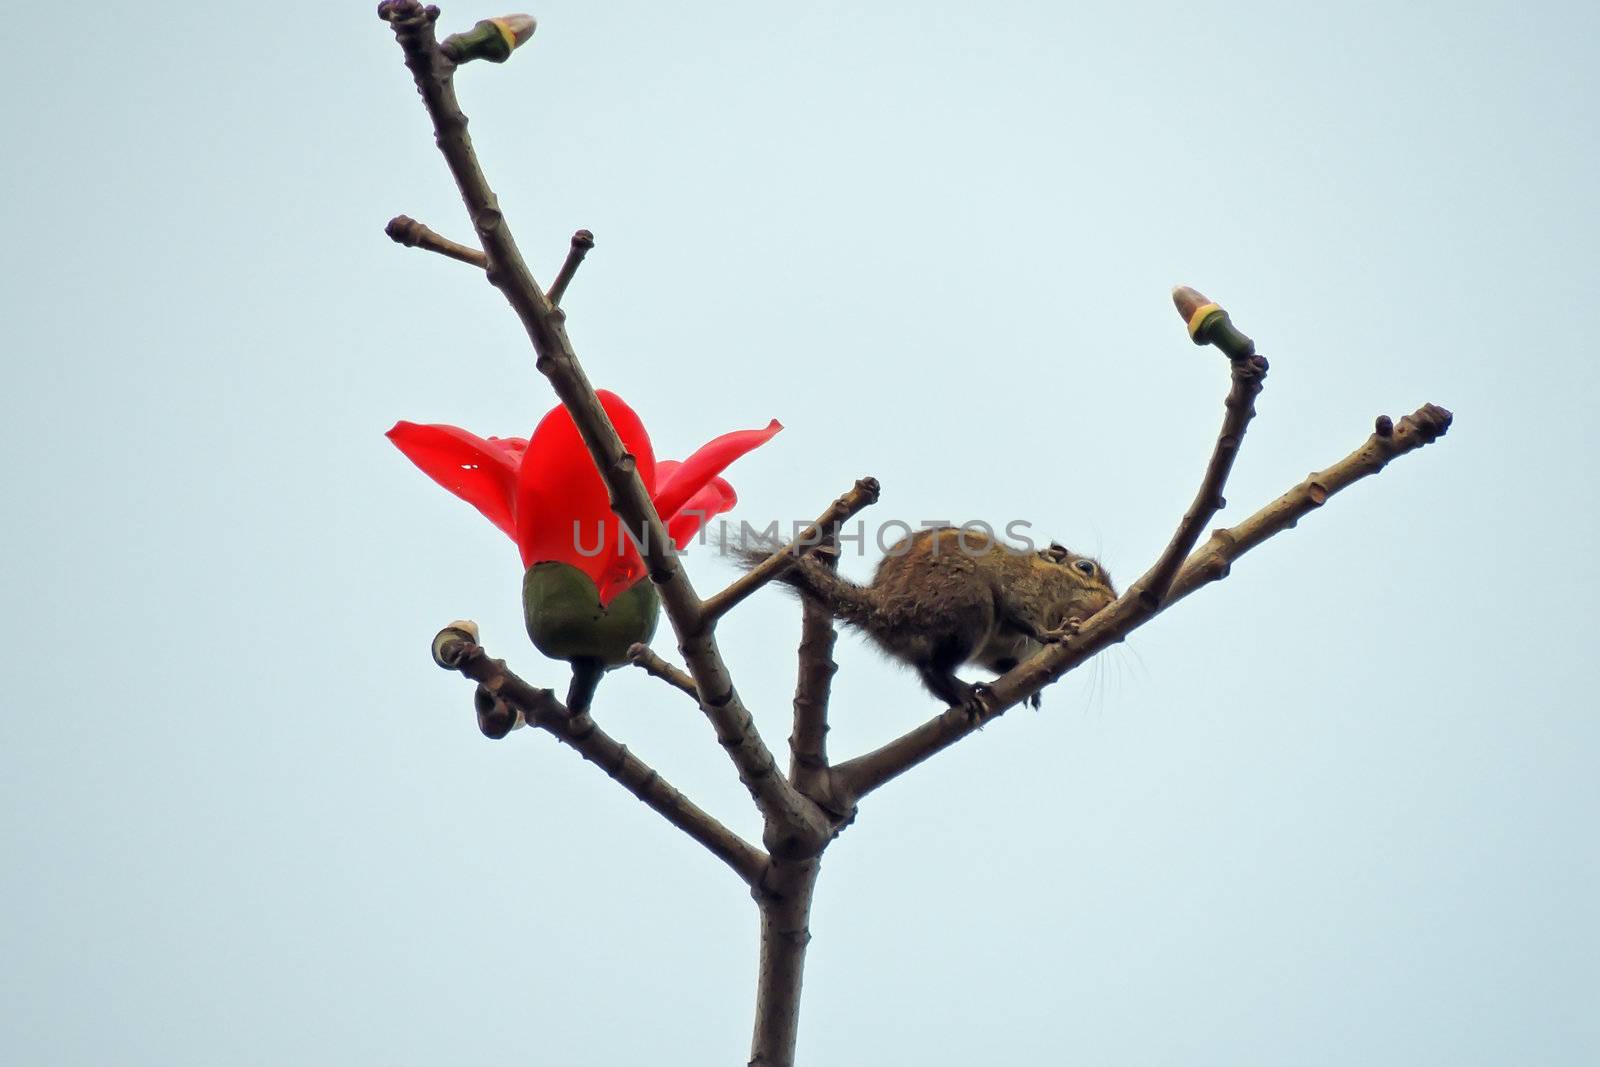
[1043,542,1070,562]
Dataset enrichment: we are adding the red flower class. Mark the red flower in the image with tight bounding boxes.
[388,391,781,603]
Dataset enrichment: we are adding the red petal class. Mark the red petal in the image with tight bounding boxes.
[652,420,782,523]
[514,391,657,577]
[666,477,738,548]
[485,436,528,462]
[386,422,523,542]
[652,458,682,489]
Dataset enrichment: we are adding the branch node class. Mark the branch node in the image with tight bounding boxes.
[1404,403,1454,442]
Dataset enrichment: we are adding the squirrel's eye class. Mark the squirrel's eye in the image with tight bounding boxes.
[1073,560,1096,577]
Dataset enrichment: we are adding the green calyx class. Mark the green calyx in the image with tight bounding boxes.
[522,561,660,669]
[440,15,537,64]
[1191,308,1257,361]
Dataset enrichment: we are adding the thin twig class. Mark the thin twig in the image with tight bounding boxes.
[380,0,831,853]
[830,403,1453,803]
[385,213,488,269]
[432,626,769,886]
[703,476,881,622]
[627,642,700,702]
[1132,287,1268,608]
[546,229,595,307]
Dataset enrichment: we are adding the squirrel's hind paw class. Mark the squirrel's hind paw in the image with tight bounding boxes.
[961,682,994,724]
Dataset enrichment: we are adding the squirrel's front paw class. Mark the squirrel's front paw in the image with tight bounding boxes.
[1041,616,1085,643]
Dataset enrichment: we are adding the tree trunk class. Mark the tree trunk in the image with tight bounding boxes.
[748,858,821,1067]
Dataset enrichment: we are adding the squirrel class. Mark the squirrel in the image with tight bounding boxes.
[736,526,1116,715]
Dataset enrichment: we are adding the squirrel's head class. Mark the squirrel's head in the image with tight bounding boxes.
[1039,542,1117,616]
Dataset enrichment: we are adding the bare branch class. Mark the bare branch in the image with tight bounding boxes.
[1165,404,1454,604]
[832,403,1454,802]
[546,229,595,307]
[384,213,488,269]
[703,476,881,623]
[789,549,847,814]
[379,0,830,852]
[788,573,838,787]
[627,642,700,702]
[1132,287,1268,608]
[431,625,769,886]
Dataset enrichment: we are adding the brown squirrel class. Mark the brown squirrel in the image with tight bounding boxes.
[738,526,1116,714]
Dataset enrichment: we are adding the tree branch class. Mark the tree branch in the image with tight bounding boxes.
[832,403,1453,802]
[627,642,700,702]
[432,625,769,887]
[703,476,881,623]
[379,0,829,853]
[546,228,594,307]
[789,548,846,814]
[1132,287,1267,608]
[1164,405,1454,604]
[384,213,487,269]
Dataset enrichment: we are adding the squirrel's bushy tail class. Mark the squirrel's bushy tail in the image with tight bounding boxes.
[728,542,882,632]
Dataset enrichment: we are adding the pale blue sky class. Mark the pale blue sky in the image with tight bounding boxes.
[2,1,1596,1063]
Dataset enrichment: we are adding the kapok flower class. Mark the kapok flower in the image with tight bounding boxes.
[387,390,781,604]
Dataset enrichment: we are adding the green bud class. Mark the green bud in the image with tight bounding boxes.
[1171,284,1256,360]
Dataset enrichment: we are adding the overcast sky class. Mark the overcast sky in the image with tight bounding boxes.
[3,1,1596,1063]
